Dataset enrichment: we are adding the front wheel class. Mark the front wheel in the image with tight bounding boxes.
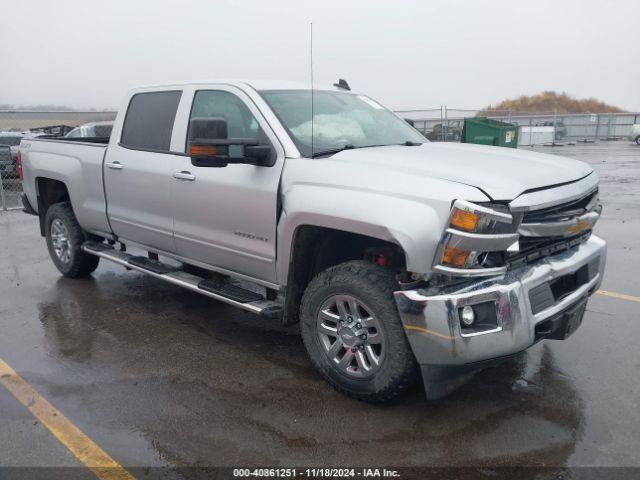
[300,261,418,402]
[45,202,100,278]
[635,136,640,145]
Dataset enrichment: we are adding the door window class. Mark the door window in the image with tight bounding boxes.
[121,91,182,151]
[186,90,264,149]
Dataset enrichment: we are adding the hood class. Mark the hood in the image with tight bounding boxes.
[329,142,594,200]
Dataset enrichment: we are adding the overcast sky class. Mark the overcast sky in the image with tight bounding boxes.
[1,0,638,111]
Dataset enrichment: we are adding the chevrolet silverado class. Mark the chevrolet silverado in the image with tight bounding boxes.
[19,80,606,401]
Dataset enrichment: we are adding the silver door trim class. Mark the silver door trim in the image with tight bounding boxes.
[117,237,281,290]
[109,216,173,237]
[172,232,273,263]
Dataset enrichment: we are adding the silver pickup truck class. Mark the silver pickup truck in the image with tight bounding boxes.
[20,81,606,401]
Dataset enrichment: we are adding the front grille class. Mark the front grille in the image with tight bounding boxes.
[509,189,599,268]
[507,230,591,268]
[522,189,598,223]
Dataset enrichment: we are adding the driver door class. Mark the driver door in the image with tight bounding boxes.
[170,86,285,283]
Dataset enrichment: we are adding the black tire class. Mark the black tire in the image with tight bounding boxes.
[300,260,418,402]
[44,202,100,278]
[635,136,640,146]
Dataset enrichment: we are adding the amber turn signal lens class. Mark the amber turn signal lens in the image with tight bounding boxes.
[443,246,470,267]
[450,208,479,232]
[190,144,217,156]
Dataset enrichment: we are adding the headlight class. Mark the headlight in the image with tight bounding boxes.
[433,200,520,277]
[450,208,480,231]
[449,200,515,234]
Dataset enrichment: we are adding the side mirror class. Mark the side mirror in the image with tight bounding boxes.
[188,117,273,167]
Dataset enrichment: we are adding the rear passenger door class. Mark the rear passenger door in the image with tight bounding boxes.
[104,90,182,253]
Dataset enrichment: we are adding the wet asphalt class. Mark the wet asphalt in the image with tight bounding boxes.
[0,142,639,477]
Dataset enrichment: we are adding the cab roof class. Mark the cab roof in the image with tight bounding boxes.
[131,79,353,93]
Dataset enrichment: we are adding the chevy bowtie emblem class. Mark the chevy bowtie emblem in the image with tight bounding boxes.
[568,219,590,235]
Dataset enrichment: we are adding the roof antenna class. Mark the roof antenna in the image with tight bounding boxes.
[310,22,314,158]
[333,78,351,91]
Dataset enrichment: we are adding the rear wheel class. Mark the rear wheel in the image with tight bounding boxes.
[300,260,418,402]
[635,136,640,145]
[45,202,100,278]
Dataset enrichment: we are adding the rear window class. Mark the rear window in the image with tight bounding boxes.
[0,136,22,147]
[120,91,182,151]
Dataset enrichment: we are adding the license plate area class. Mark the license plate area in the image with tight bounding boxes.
[534,297,588,341]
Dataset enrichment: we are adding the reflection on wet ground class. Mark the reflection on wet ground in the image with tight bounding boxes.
[36,274,585,467]
[0,143,639,473]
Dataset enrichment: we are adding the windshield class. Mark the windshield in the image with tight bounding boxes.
[0,136,22,147]
[260,90,425,157]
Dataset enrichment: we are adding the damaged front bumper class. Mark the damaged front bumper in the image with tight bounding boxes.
[394,235,607,399]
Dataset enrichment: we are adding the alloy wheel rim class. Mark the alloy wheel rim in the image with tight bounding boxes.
[316,294,385,378]
[51,218,72,264]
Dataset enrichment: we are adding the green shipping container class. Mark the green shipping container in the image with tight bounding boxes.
[462,117,519,148]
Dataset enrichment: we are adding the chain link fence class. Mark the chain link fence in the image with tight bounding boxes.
[0,110,117,211]
[397,107,640,144]
[0,145,22,210]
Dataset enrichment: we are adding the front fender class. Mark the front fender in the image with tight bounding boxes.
[277,184,449,284]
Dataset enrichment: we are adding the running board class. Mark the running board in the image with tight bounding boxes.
[82,241,282,319]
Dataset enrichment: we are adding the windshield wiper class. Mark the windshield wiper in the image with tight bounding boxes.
[311,141,422,158]
[311,144,356,158]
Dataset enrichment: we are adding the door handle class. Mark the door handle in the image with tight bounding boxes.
[173,171,196,181]
[106,161,124,170]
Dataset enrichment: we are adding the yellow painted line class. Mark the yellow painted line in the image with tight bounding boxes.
[0,357,135,480]
[596,290,640,303]
[404,325,455,340]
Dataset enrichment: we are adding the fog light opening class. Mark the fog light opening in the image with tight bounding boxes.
[460,306,476,327]
[458,301,500,334]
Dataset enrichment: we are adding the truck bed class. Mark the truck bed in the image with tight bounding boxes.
[32,136,111,145]
[20,137,112,237]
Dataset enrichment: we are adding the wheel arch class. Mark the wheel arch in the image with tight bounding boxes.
[35,177,71,236]
[279,222,411,326]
